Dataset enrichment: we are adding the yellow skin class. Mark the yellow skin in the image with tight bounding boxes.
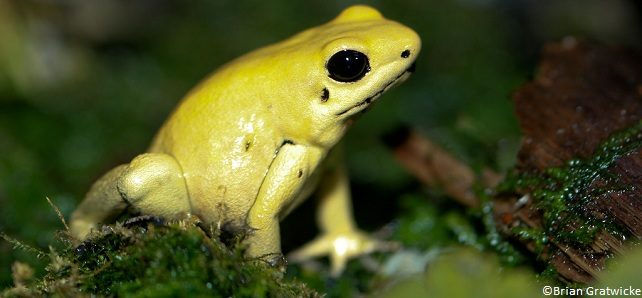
[70,5,420,275]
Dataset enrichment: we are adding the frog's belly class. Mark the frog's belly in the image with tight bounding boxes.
[178,145,278,227]
[150,126,283,228]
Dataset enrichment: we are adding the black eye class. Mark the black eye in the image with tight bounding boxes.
[327,50,370,83]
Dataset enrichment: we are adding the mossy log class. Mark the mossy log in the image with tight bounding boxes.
[389,39,641,284]
[493,39,642,283]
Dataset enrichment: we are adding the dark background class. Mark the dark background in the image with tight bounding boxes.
[1,0,640,287]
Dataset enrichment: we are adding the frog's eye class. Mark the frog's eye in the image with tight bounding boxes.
[327,50,370,83]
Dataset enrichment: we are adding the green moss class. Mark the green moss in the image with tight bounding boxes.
[2,220,319,297]
[392,194,455,250]
[394,192,525,267]
[478,193,526,266]
[498,120,642,250]
[537,264,560,282]
[510,227,548,253]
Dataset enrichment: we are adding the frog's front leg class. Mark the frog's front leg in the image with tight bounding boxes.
[246,142,322,265]
[288,149,395,276]
[70,153,191,239]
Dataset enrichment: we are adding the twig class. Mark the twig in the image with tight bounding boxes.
[385,127,496,208]
[45,196,69,231]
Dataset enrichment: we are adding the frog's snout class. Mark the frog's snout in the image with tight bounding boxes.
[399,48,418,73]
[407,62,416,73]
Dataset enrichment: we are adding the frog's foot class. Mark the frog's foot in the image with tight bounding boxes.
[70,219,96,240]
[256,252,287,268]
[288,230,397,276]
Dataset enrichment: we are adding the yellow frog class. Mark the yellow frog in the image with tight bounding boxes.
[70,5,420,275]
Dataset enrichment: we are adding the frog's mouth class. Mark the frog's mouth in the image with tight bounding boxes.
[336,62,416,117]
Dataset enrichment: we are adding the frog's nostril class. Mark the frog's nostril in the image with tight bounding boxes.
[401,50,411,58]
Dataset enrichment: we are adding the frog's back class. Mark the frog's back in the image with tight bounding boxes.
[145,3,421,226]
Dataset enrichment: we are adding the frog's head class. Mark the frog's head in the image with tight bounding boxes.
[240,5,421,147]
[316,6,421,118]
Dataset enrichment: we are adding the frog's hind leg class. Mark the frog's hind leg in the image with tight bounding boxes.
[70,164,129,239]
[70,153,191,239]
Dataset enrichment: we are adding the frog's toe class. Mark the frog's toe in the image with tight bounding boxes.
[254,252,287,272]
[70,219,96,240]
[288,230,397,276]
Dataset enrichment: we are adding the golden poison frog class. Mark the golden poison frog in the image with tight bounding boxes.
[70,5,421,275]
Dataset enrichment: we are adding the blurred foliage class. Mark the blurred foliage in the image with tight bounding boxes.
[374,245,642,298]
[598,246,642,291]
[375,249,541,298]
[0,0,640,294]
